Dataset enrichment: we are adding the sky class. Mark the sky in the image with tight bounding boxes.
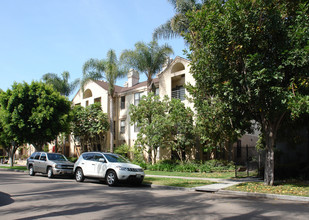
[0,0,187,99]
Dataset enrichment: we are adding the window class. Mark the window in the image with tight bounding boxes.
[172,86,185,101]
[82,153,94,160]
[155,87,159,96]
[121,96,125,109]
[86,100,89,106]
[34,153,41,160]
[94,97,101,104]
[134,123,140,133]
[40,153,46,161]
[93,153,104,161]
[120,120,125,133]
[134,92,142,106]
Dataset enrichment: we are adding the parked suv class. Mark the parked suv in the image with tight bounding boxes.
[27,152,74,178]
[74,152,145,186]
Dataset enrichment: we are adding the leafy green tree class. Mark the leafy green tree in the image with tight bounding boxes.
[42,71,79,153]
[82,49,126,152]
[71,103,109,152]
[169,98,195,162]
[130,93,172,164]
[0,122,18,167]
[0,81,71,153]
[120,40,173,93]
[185,0,309,185]
[42,71,79,97]
[188,89,247,160]
[153,0,204,40]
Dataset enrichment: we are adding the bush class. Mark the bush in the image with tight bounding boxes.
[145,159,235,173]
[67,157,78,163]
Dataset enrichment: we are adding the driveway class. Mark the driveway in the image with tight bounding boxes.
[0,170,308,219]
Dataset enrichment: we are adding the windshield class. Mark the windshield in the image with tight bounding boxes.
[104,154,129,163]
[47,153,67,161]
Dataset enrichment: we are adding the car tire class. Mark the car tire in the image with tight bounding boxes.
[29,166,35,176]
[106,170,118,186]
[47,167,54,178]
[75,168,85,182]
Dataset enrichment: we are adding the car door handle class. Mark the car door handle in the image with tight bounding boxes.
[92,164,95,165]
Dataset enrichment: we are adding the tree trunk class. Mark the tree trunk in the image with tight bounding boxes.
[263,125,276,186]
[9,145,18,168]
[109,95,114,153]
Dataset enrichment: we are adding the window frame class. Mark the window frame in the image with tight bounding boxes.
[120,96,125,109]
[120,120,126,134]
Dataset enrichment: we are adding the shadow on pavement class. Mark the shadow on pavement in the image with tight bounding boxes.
[0,191,14,207]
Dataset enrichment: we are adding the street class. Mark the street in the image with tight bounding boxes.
[0,170,308,220]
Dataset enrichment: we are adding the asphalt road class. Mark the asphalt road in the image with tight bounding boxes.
[0,170,308,220]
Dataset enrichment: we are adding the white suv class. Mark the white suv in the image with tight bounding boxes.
[73,152,145,186]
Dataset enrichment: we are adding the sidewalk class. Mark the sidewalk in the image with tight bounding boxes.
[146,174,309,202]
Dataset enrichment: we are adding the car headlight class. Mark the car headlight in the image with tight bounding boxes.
[55,165,62,169]
[116,166,128,171]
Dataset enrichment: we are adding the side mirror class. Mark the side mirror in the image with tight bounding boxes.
[99,158,106,163]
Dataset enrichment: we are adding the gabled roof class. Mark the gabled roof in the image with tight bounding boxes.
[119,78,159,93]
[95,80,123,93]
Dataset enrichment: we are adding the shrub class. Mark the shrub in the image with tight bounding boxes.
[146,159,235,173]
[67,157,78,163]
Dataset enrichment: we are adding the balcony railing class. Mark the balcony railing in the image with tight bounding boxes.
[171,87,185,101]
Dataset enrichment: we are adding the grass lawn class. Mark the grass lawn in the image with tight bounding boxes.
[227,181,309,197]
[143,176,215,188]
[145,170,255,179]
[0,166,27,171]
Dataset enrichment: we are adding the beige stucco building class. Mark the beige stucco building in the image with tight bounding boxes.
[70,56,258,162]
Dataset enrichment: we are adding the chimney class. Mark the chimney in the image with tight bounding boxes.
[127,69,139,87]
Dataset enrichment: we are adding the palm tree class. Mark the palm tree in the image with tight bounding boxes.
[82,49,126,153]
[120,40,173,93]
[42,71,80,97]
[153,0,204,40]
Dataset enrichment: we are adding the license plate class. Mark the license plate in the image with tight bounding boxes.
[136,174,141,178]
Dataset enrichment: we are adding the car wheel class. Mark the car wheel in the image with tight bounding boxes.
[106,170,118,186]
[47,167,54,178]
[75,168,85,182]
[29,166,35,176]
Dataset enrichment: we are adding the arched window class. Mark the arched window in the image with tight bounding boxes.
[171,63,185,73]
[83,89,93,99]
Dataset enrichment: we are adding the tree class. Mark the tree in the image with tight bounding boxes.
[71,103,109,153]
[120,40,173,93]
[82,49,126,152]
[169,98,195,162]
[42,71,79,153]
[185,0,309,185]
[42,71,79,97]
[0,122,18,167]
[0,81,71,152]
[187,88,248,160]
[153,0,204,40]
[129,93,172,164]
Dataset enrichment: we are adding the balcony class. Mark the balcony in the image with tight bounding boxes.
[171,86,185,101]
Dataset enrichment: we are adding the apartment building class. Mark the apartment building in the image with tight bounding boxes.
[70,56,258,162]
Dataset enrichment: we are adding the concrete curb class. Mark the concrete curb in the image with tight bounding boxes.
[217,190,309,202]
[0,168,27,173]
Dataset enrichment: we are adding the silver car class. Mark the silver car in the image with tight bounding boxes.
[27,152,74,178]
[74,152,145,186]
